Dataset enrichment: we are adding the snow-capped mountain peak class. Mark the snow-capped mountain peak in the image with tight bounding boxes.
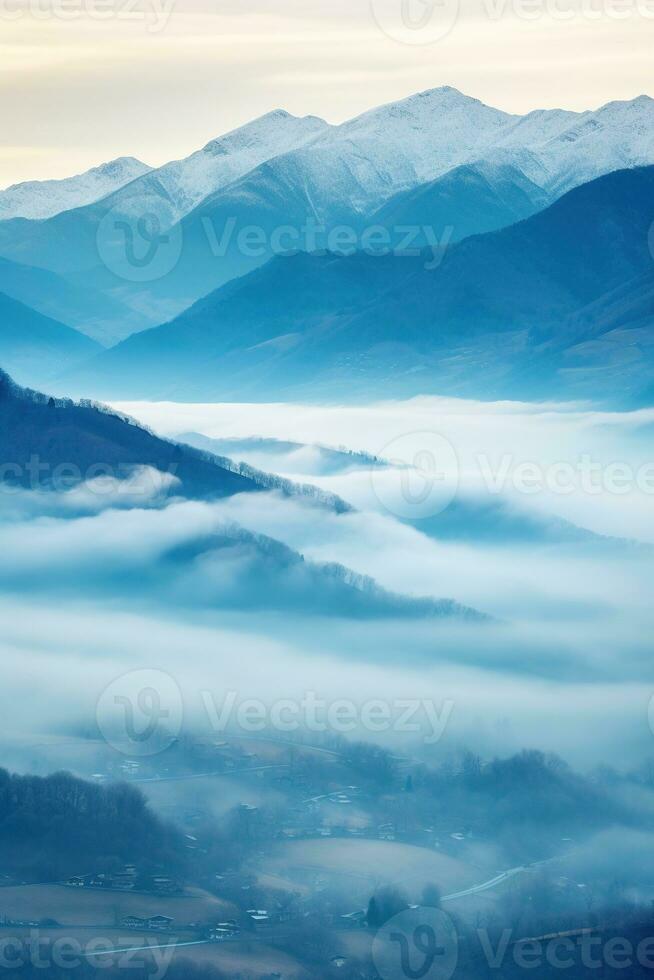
[103,109,330,226]
[530,94,654,193]
[201,109,327,156]
[0,156,152,221]
[253,86,516,217]
[339,84,513,134]
[89,156,148,178]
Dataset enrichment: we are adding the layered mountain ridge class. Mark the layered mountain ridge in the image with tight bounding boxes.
[63,166,654,406]
[1,87,653,344]
[1,86,653,405]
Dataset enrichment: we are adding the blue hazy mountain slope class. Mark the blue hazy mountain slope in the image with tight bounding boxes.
[0,256,150,345]
[541,271,654,404]
[165,89,654,312]
[136,155,555,315]
[180,432,385,476]
[0,202,156,344]
[63,167,654,405]
[62,250,420,398]
[0,292,101,388]
[397,165,654,340]
[0,202,107,277]
[370,160,554,245]
[333,165,654,402]
[8,87,654,338]
[0,368,257,499]
[146,524,486,621]
[0,147,554,336]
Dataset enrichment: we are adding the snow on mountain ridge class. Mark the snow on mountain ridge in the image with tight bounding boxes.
[333,85,514,146]
[0,157,152,221]
[95,85,654,249]
[220,86,653,224]
[6,86,653,228]
[297,87,654,207]
[250,86,517,218]
[106,110,330,227]
[201,109,327,155]
[530,94,654,194]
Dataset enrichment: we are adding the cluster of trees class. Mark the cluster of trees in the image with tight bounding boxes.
[418,749,622,862]
[366,883,442,928]
[204,449,353,514]
[0,769,183,882]
[340,739,397,789]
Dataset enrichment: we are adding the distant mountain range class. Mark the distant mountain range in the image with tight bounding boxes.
[63,166,654,406]
[98,109,329,229]
[0,157,151,221]
[369,160,553,247]
[179,432,385,476]
[0,255,150,346]
[182,432,633,549]
[1,87,653,345]
[0,86,653,405]
[0,292,101,388]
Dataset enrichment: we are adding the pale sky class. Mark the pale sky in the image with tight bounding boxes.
[2,0,653,188]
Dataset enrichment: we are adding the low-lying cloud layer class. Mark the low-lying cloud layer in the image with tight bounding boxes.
[1,395,653,770]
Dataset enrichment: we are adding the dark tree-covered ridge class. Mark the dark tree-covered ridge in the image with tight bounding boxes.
[0,769,183,882]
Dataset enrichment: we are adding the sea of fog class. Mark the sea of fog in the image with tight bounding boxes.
[2,395,653,772]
